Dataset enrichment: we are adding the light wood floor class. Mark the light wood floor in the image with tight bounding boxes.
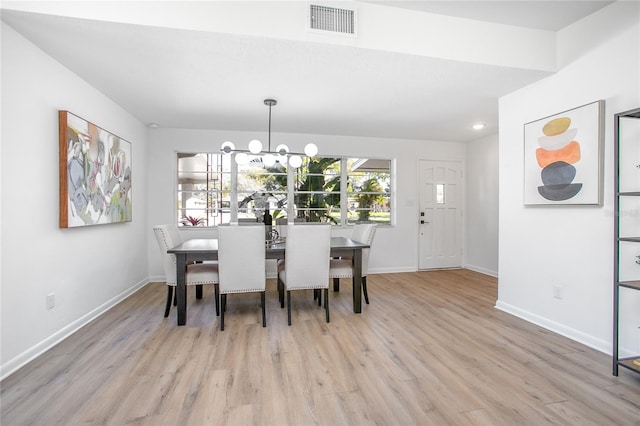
[2,270,640,425]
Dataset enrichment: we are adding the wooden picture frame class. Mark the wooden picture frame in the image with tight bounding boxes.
[523,100,604,205]
[59,111,132,227]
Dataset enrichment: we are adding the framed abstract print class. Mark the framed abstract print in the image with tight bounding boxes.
[523,100,604,205]
[59,111,132,227]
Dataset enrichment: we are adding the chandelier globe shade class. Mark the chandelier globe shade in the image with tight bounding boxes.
[263,153,276,167]
[304,143,318,157]
[221,141,235,153]
[275,144,289,155]
[289,155,303,168]
[248,139,263,154]
[235,152,249,165]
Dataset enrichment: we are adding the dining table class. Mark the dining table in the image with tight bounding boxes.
[167,236,370,326]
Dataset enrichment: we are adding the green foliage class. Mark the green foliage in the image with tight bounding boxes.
[294,157,340,223]
[356,178,385,221]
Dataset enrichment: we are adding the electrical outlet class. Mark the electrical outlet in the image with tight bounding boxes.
[46,293,55,310]
[553,286,563,300]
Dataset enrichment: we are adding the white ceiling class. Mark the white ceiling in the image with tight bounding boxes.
[0,1,613,142]
[362,1,613,31]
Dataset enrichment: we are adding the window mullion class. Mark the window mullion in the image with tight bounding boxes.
[340,158,348,226]
[287,163,295,223]
[230,153,238,223]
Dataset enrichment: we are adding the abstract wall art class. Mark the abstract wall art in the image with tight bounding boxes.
[59,111,132,227]
[524,100,604,205]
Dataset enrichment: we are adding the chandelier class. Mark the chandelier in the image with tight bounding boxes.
[220,99,318,168]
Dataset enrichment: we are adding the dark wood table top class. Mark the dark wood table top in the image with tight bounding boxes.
[168,236,369,254]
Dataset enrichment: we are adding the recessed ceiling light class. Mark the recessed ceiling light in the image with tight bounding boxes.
[148,123,159,128]
[472,123,485,130]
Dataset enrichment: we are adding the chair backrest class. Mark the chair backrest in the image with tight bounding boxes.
[217,224,266,294]
[276,217,306,238]
[351,224,377,275]
[284,224,331,290]
[153,224,182,285]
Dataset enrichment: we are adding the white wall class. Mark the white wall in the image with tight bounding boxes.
[146,128,466,279]
[0,23,150,379]
[497,1,640,354]
[466,133,499,276]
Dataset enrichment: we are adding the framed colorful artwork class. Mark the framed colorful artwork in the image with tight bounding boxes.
[523,100,604,205]
[59,111,132,227]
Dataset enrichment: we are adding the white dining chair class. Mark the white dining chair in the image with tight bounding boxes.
[278,224,331,325]
[153,224,220,318]
[217,224,267,331]
[330,223,377,304]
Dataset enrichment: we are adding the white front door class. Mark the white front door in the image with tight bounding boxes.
[418,160,463,269]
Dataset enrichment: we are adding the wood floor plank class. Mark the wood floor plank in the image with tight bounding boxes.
[2,270,640,425]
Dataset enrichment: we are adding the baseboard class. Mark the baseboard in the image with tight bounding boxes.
[371,266,495,275]
[369,266,417,274]
[495,300,611,355]
[148,275,165,283]
[0,278,150,381]
[464,264,498,277]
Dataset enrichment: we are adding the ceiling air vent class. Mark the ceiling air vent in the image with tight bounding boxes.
[309,4,355,35]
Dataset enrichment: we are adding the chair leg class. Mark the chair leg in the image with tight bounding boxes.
[287,290,292,326]
[333,277,340,292]
[325,288,330,323]
[220,294,226,330]
[362,276,369,304]
[164,286,173,317]
[196,284,203,299]
[261,291,266,327]
[173,287,177,306]
[278,279,285,308]
[316,289,322,306]
[214,284,220,316]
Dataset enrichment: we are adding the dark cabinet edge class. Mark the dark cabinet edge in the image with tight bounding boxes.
[617,280,640,290]
[618,237,640,243]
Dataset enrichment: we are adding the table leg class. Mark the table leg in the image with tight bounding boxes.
[352,249,363,313]
[175,253,187,326]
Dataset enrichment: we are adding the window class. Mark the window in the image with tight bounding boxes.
[176,153,392,227]
[436,183,445,204]
[293,157,341,223]
[177,153,229,227]
[347,158,391,225]
[237,156,288,221]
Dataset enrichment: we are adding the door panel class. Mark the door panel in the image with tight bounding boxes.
[419,160,463,269]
